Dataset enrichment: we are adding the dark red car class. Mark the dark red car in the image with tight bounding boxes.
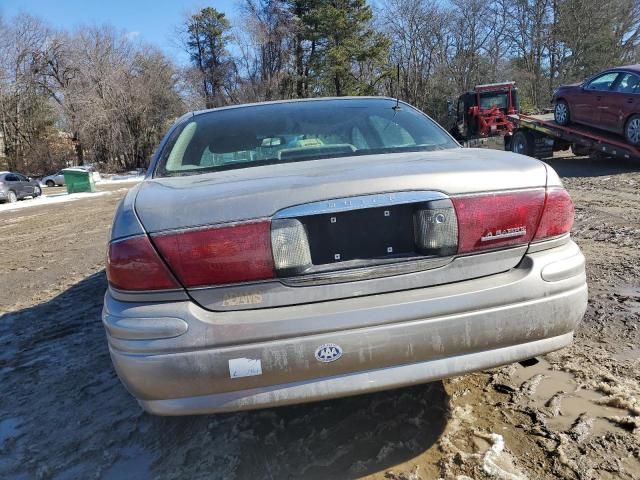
[553,64,640,145]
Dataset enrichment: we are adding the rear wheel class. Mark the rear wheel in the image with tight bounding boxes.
[511,130,533,156]
[624,114,640,145]
[45,180,55,187]
[554,100,570,126]
[7,190,17,203]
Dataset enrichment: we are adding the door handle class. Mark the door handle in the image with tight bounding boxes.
[596,96,602,101]
[628,98,634,104]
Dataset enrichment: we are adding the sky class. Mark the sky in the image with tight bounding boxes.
[0,0,240,64]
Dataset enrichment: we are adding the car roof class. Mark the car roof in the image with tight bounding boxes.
[606,64,640,74]
[0,172,23,179]
[189,96,401,119]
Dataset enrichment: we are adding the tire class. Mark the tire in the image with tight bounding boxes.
[511,130,533,156]
[571,144,592,157]
[45,180,55,187]
[33,186,41,197]
[7,190,17,203]
[554,100,570,126]
[624,114,640,146]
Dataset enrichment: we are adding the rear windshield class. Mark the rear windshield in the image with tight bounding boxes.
[479,92,508,109]
[156,99,457,176]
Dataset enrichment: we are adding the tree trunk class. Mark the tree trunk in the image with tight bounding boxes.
[295,33,304,98]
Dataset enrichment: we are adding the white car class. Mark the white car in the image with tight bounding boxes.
[42,167,101,187]
[41,171,65,187]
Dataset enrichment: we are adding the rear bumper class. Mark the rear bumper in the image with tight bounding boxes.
[103,241,587,415]
[137,333,573,415]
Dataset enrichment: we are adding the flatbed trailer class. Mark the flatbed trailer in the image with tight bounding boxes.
[505,113,640,160]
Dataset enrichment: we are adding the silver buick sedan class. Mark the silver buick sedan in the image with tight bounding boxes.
[102,97,587,415]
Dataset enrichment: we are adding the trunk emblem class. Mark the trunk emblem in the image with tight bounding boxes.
[315,343,343,363]
[481,226,527,242]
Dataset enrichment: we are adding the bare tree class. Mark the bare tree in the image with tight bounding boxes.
[239,0,293,100]
[23,25,184,172]
[0,14,57,173]
[382,0,449,110]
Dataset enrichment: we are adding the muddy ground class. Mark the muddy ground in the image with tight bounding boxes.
[0,156,639,480]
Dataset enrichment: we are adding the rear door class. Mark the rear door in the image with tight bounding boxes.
[16,174,34,196]
[4,174,21,197]
[601,72,640,134]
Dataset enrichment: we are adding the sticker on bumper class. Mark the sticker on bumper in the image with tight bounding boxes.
[229,358,262,379]
[315,343,343,363]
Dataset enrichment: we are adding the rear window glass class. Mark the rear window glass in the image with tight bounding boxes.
[157,99,457,176]
[479,92,508,109]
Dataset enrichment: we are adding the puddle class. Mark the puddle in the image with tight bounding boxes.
[617,286,640,297]
[614,286,640,314]
[613,347,640,362]
[599,455,640,480]
[0,417,21,445]
[546,390,629,436]
[510,359,631,437]
[625,302,640,315]
[512,358,577,398]
[102,445,154,480]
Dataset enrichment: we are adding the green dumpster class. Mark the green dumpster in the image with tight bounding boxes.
[62,168,96,193]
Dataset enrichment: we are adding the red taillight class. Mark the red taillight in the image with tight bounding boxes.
[453,190,546,254]
[533,187,574,240]
[152,220,275,287]
[107,236,180,291]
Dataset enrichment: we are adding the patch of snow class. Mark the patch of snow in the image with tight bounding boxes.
[96,176,144,184]
[0,191,111,213]
[478,432,528,480]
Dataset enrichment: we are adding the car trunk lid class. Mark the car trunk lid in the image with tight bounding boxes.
[133,148,549,310]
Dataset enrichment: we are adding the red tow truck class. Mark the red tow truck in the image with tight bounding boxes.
[450,82,519,143]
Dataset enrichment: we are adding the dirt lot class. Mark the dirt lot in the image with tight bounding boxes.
[1,157,639,480]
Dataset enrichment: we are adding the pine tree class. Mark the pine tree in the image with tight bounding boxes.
[184,7,233,108]
[309,0,390,96]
